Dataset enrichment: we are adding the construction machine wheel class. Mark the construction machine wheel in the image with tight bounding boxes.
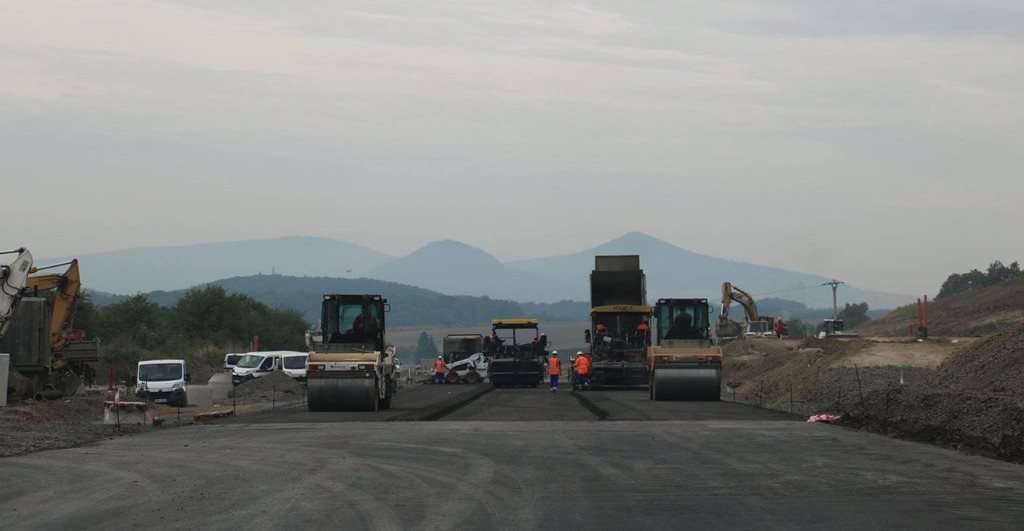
[651,367,721,402]
[463,371,480,384]
[446,371,461,385]
[307,378,379,411]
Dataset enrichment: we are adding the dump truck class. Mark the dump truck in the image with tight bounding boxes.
[306,294,397,411]
[649,298,722,401]
[487,319,545,388]
[581,255,651,388]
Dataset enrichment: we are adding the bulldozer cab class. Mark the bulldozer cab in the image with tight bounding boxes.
[655,298,711,346]
[488,319,544,359]
[320,294,387,353]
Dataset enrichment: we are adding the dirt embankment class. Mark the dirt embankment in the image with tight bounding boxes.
[1,371,307,458]
[0,390,147,458]
[724,328,1024,463]
[855,276,1024,337]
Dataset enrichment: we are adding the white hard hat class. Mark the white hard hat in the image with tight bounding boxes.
[576,351,583,356]
[437,355,442,359]
[551,350,558,356]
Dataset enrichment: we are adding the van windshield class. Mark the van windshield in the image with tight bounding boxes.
[236,354,264,368]
[138,363,183,382]
[283,356,307,369]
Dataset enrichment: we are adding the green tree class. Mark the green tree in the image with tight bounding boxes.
[838,302,871,328]
[95,294,165,348]
[415,331,439,361]
[169,286,307,350]
[937,260,1022,299]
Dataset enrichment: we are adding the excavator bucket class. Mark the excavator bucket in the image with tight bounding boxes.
[651,365,721,401]
[307,377,378,412]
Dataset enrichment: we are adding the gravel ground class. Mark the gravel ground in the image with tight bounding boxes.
[724,328,1024,462]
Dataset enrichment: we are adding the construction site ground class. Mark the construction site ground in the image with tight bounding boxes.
[3,384,1024,529]
[724,332,1024,463]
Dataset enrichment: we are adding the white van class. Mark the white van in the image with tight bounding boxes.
[281,352,309,383]
[136,359,190,406]
[224,353,244,372]
[231,351,284,386]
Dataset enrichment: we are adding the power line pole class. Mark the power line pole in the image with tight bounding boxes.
[822,279,844,320]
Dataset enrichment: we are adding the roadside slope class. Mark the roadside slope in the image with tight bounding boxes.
[856,276,1024,337]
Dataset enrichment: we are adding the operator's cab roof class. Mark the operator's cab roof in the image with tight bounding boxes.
[491,318,539,329]
[590,304,653,315]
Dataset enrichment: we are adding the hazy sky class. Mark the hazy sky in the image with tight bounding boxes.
[2,1,1022,295]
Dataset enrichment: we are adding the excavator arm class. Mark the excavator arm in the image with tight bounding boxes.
[720,282,759,322]
[1,248,34,339]
[716,282,760,338]
[24,260,81,352]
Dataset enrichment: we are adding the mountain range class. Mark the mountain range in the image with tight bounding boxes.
[47,232,911,309]
[87,275,589,326]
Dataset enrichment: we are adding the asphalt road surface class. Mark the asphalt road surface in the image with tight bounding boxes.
[3,385,1024,529]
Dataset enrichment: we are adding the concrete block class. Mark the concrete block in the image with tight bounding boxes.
[186,385,214,406]
[206,373,232,403]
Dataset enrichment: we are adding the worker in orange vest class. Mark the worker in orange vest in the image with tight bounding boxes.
[548,351,561,393]
[574,352,591,391]
[633,321,650,347]
[433,355,446,384]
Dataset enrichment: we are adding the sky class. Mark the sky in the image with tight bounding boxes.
[2,0,1022,295]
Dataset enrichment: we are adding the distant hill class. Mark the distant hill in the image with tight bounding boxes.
[60,232,910,309]
[855,276,1024,337]
[45,236,393,294]
[87,274,588,326]
[506,232,911,309]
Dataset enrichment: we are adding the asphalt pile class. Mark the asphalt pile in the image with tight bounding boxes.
[231,372,305,400]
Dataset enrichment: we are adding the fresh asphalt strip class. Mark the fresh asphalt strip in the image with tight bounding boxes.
[570,390,610,420]
[390,384,495,421]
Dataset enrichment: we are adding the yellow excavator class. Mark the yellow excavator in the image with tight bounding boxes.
[1,249,93,398]
[715,282,760,339]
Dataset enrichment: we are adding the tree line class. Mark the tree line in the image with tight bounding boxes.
[77,286,308,369]
[937,260,1022,299]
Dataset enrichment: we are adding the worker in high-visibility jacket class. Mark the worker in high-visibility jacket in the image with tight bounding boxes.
[574,352,591,391]
[433,356,446,384]
[548,351,561,393]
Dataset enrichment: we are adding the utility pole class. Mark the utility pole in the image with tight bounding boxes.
[822,279,844,319]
